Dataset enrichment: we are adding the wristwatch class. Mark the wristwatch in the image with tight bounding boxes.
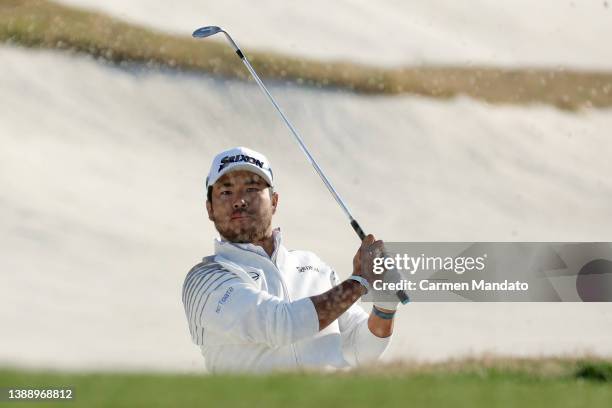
[347,275,370,295]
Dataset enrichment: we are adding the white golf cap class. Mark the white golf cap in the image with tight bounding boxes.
[206,146,274,188]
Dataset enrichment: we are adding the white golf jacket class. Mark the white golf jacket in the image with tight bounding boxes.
[182,229,391,373]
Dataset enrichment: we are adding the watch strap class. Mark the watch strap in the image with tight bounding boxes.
[347,275,370,295]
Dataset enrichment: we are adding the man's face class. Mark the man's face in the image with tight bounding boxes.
[206,170,278,243]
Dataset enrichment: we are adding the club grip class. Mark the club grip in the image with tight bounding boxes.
[350,219,366,241]
[396,290,411,304]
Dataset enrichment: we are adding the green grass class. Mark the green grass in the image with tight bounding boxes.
[2,359,611,407]
[2,0,612,110]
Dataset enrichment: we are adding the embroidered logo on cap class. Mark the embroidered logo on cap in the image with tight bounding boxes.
[218,154,265,172]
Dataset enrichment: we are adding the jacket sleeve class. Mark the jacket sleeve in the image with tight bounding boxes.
[329,268,391,366]
[182,263,319,348]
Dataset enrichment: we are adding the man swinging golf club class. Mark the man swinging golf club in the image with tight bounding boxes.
[182,146,402,373]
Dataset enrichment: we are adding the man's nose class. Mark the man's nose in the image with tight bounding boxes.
[232,195,248,209]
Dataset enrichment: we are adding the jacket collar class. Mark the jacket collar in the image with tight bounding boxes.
[214,228,283,263]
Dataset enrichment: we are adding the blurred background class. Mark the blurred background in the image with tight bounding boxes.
[1,0,612,372]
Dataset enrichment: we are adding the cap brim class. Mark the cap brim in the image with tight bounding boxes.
[207,163,273,188]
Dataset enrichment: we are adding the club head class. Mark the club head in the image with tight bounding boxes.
[192,26,222,38]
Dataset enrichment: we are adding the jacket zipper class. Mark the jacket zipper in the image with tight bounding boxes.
[270,251,302,368]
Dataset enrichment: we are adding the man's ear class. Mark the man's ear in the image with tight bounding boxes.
[271,192,279,215]
[206,200,214,221]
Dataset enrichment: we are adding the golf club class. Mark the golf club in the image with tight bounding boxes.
[193,26,409,305]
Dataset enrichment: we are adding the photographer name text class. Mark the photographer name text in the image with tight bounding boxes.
[374,279,529,292]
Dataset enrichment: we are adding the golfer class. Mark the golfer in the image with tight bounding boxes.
[182,146,401,373]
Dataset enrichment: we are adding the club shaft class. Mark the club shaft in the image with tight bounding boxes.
[213,28,358,228]
[206,29,409,304]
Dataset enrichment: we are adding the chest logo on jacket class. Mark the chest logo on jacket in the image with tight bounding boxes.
[296,265,320,273]
[248,271,261,281]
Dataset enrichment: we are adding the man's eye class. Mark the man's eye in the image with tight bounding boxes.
[246,187,259,193]
[220,191,232,196]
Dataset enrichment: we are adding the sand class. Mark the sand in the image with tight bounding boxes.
[2,45,612,371]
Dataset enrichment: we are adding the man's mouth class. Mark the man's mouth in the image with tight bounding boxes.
[230,213,251,220]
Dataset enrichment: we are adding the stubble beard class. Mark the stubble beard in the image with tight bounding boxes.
[213,209,273,244]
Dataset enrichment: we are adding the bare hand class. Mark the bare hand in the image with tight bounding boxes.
[353,234,385,286]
